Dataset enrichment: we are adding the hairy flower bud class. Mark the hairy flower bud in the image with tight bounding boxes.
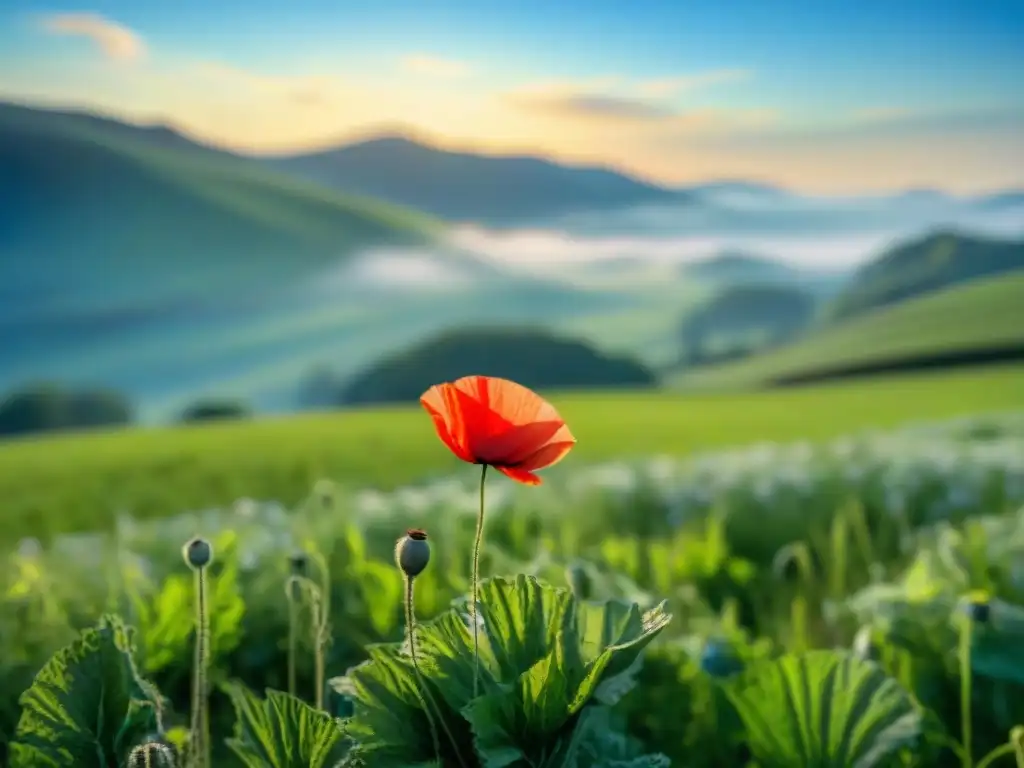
[396,529,430,578]
[182,537,213,570]
[128,741,177,768]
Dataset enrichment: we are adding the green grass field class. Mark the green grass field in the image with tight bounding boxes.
[1,364,1021,546]
[673,273,1024,389]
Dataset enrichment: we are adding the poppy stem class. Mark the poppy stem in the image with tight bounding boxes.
[472,463,488,697]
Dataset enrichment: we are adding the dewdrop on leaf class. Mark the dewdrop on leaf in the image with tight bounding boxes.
[396,529,430,578]
[128,741,177,768]
[182,536,213,570]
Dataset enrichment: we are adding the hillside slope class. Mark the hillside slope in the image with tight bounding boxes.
[0,101,440,320]
[673,273,1024,389]
[826,231,1024,320]
[263,136,681,224]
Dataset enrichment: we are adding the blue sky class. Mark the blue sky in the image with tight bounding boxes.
[1,0,1022,191]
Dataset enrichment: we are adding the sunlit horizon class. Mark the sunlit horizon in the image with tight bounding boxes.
[1,0,1022,194]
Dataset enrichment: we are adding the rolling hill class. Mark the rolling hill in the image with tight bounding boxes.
[0,103,657,418]
[680,283,818,361]
[681,253,806,284]
[0,101,441,311]
[825,230,1024,321]
[262,135,682,224]
[672,272,1024,390]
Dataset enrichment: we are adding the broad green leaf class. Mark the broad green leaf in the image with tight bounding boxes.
[340,576,672,768]
[224,683,349,768]
[9,615,163,768]
[335,645,474,768]
[571,600,672,710]
[462,580,672,767]
[725,651,922,768]
[475,575,576,684]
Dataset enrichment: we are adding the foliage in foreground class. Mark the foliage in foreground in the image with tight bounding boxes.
[2,413,1024,766]
[7,571,952,768]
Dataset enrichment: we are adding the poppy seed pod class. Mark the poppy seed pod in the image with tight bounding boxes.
[182,537,213,570]
[961,592,992,624]
[128,741,177,768]
[289,551,309,576]
[396,529,430,578]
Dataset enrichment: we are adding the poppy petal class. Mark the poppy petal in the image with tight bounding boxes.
[420,385,474,463]
[479,420,567,466]
[515,439,577,472]
[495,464,543,486]
[454,376,559,427]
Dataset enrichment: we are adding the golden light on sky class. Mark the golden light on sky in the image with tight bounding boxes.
[1,10,1021,193]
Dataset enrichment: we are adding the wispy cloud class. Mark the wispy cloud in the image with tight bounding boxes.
[507,69,754,125]
[399,54,471,79]
[39,13,144,62]
[511,91,677,122]
[636,69,752,98]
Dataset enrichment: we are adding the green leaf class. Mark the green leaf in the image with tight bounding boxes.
[224,683,349,768]
[340,576,672,768]
[475,575,577,684]
[334,645,470,768]
[462,579,672,767]
[9,615,164,768]
[571,600,673,710]
[725,651,922,768]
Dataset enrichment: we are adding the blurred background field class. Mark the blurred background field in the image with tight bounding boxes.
[0,365,1021,546]
[2,1,1024,764]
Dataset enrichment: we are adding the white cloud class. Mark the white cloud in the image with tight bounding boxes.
[40,13,145,62]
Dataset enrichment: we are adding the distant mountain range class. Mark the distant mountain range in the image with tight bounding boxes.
[262,135,682,224]
[2,100,1024,417]
[4,101,1023,226]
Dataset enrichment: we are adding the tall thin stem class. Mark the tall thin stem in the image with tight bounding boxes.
[287,580,299,697]
[960,616,974,768]
[471,463,489,697]
[405,575,467,768]
[190,568,210,768]
[310,598,326,711]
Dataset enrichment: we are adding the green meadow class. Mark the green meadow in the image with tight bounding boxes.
[1,364,1021,546]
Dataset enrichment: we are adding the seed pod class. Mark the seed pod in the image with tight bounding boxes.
[962,595,991,624]
[289,550,309,576]
[182,537,213,570]
[128,741,177,768]
[564,561,591,600]
[395,529,430,578]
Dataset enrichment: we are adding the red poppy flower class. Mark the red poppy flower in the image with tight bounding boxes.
[420,375,576,485]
